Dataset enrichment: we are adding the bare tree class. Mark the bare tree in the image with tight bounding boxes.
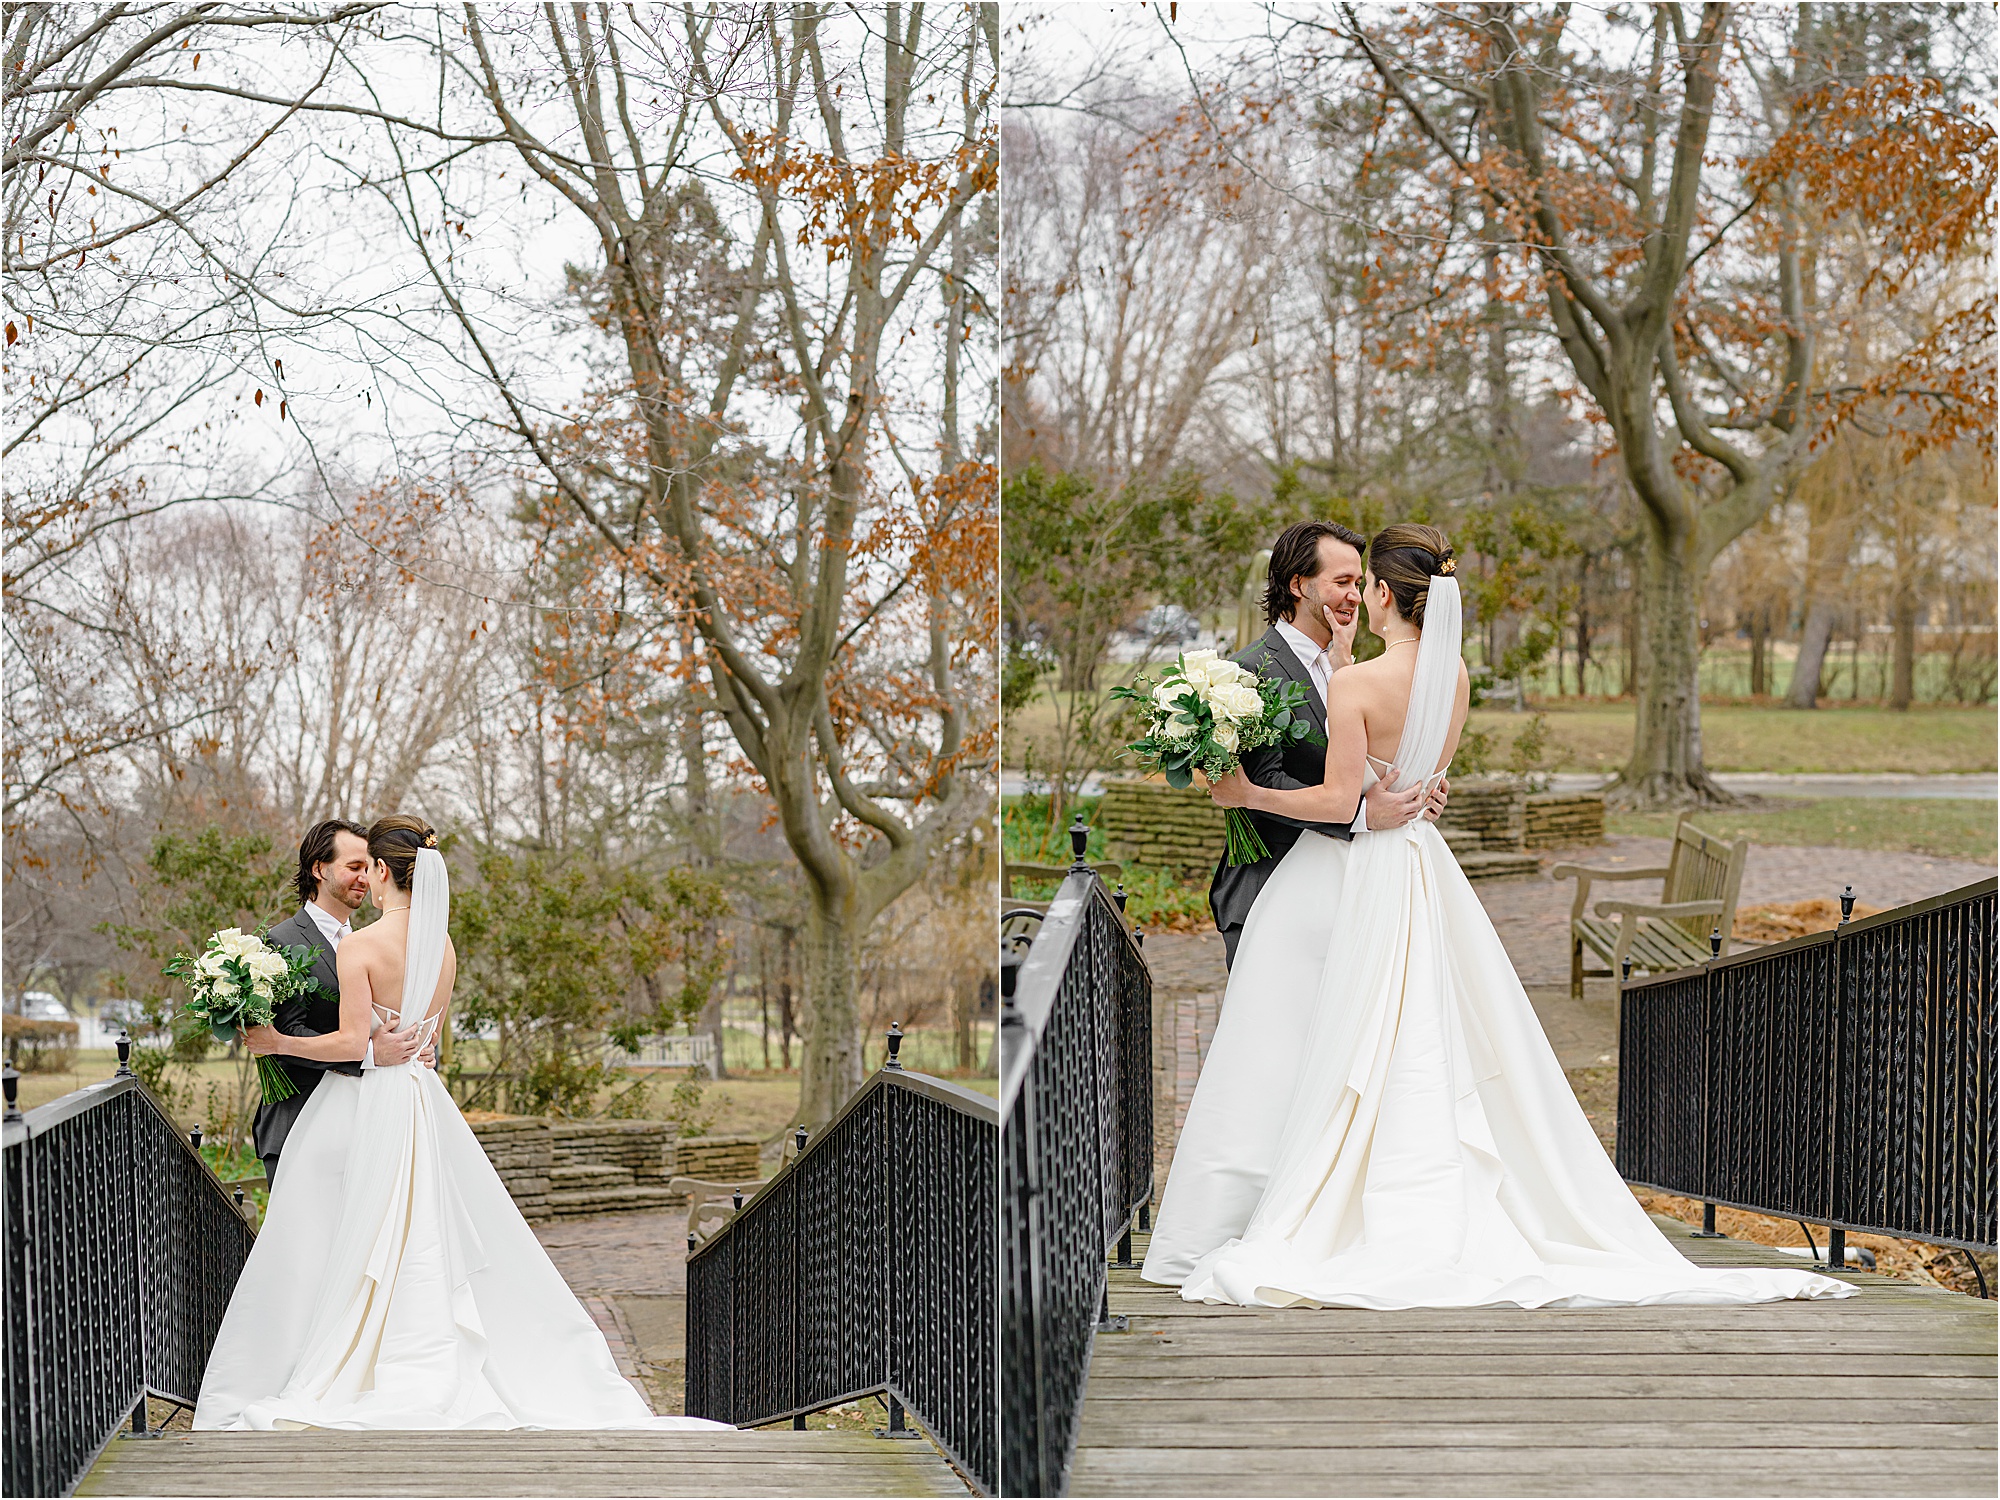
[349,5,997,1125]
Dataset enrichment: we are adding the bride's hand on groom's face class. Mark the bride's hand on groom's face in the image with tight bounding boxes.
[1320,603,1356,665]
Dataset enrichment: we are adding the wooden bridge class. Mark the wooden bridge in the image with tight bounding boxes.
[76,1429,967,1497]
[1068,1227,1995,1497]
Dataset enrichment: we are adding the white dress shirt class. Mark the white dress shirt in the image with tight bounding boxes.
[1270,616,1368,832]
[1273,617,1334,709]
[300,902,375,1068]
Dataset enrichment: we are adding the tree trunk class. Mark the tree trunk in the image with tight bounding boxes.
[1890,599,1917,710]
[1614,528,1728,806]
[1573,556,1592,697]
[778,927,796,1072]
[798,889,865,1128]
[1748,607,1769,697]
[1788,600,1837,708]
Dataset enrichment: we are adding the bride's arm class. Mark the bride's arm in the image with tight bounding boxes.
[247,944,374,1062]
[1210,674,1371,824]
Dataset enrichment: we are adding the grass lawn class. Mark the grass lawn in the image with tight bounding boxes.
[1009,689,1996,775]
[1469,701,1997,776]
[1609,797,1997,863]
[10,1043,996,1159]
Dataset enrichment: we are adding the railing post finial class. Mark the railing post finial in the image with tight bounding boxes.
[2,1063,19,1123]
[1839,885,1855,925]
[189,1125,202,1152]
[1114,882,1127,913]
[1068,813,1090,871]
[115,1030,133,1077]
[794,1124,808,1158]
[1709,927,1722,958]
[1620,956,1632,985]
[732,1188,744,1211]
[885,1021,905,1071]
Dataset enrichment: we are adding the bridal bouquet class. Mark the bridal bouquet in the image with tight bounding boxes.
[164,928,324,1103]
[1110,649,1324,866]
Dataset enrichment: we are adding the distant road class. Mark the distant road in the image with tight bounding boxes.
[1001,770,1998,800]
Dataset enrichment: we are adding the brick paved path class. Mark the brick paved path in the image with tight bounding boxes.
[1146,839,1993,1173]
[535,1208,689,1413]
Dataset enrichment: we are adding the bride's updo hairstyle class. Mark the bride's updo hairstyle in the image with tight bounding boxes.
[368,814,437,892]
[1366,523,1456,629]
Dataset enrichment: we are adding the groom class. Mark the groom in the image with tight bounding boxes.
[1209,520,1448,968]
[246,819,428,1184]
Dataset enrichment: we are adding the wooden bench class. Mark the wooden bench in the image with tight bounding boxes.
[673,1174,767,1246]
[1000,860,1123,915]
[1553,811,1750,1001]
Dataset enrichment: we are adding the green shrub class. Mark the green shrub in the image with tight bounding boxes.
[2,1017,76,1073]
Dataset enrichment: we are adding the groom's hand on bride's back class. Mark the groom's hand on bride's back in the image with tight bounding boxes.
[1425,777,1449,822]
[374,1024,424,1066]
[1362,778,1427,829]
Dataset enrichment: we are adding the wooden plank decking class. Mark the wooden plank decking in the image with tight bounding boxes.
[76,1428,969,1497]
[1070,1226,1997,1497]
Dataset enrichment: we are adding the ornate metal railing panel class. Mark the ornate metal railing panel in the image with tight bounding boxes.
[1001,867,1153,1499]
[1618,877,1997,1253]
[684,1065,996,1496]
[3,1069,254,1498]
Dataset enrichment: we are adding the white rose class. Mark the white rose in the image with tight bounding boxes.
[1210,681,1262,721]
[251,979,274,1001]
[213,978,238,998]
[212,928,251,957]
[1213,721,1239,754]
[1212,659,1256,689]
[197,951,228,977]
[1181,648,1220,673]
[1161,715,1197,741]
[1152,679,1187,711]
[248,951,285,980]
[1175,658,1211,690]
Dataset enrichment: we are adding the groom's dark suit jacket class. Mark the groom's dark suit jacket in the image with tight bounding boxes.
[1208,625,1361,968]
[251,908,362,1167]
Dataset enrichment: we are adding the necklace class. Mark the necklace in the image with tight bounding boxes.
[1383,637,1420,652]
[379,903,411,914]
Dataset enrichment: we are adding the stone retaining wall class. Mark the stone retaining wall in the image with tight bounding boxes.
[1438,779,1605,852]
[675,1135,762,1182]
[468,1116,761,1221]
[1099,771,1604,877]
[1097,776,1226,879]
[1524,791,1605,849]
[1434,778,1527,850]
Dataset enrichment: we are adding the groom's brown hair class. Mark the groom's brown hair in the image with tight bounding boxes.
[1263,520,1366,626]
[295,819,369,905]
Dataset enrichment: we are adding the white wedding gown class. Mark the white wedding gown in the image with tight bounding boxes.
[1143,580,1852,1309]
[195,850,728,1431]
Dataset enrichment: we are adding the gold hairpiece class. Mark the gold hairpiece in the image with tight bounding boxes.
[423,831,438,848]
[1438,557,1457,576]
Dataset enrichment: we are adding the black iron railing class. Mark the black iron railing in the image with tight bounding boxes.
[1001,839,1153,1500]
[1619,876,1997,1262]
[684,1042,997,1495]
[4,1049,255,1498]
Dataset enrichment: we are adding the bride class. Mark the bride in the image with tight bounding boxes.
[195,814,728,1430]
[1142,524,1851,1309]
